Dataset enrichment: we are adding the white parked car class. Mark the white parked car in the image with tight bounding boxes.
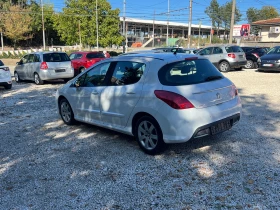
[55,53,242,154]
[0,60,12,89]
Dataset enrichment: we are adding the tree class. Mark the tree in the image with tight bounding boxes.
[205,0,222,36]
[2,5,32,47]
[246,6,279,35]
[220,1,242,38]
[52,0,122,47]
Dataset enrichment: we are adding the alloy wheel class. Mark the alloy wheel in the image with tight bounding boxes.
[60,101,72,123]
[138,120,159,150]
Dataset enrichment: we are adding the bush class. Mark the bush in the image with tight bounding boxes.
[0,51,28,59]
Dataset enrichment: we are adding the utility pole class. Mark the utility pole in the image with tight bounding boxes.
[198,20,201,48]
[166,0,169,46]
[123,0,127,53]
[1,31,3,51]
[41,0,46,50]
[79,20,82,51]
[153,10,155,48]
[229,0,236,44]
[96,0,99,50]
[210,19,212,44]
[187,0,192,48]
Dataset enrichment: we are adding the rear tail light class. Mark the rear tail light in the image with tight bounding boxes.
[40,62,48,70]
[154,90,194,109]
[228,53,236,59]
[230,85,238,97]
[252,53,259,58]
[0,67,10,71]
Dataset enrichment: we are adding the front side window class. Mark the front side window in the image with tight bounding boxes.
[199,47,213,55]
[109,61,146,86]
[78,62,111,87]
[158,59,223,86]
[21,55,29,64]
[27,54,35,63]
[86,53,105,59]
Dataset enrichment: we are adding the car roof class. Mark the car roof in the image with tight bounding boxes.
[71,51,103,54]
[117,52,204,62]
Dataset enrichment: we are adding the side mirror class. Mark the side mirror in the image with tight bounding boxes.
[17,61,22,65]
[74,80,80,87]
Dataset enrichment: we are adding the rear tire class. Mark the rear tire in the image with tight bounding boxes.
[14,72,21,83]
[219,61,230,72]
[4,84,12,89]
[59,98,76,125]
[244,60,254,69]
[34,73,44,85]
[135,116,165,155]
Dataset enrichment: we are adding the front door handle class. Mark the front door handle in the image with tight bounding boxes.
[92,91,99,95]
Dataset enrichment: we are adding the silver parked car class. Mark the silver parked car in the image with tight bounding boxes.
[196,45,247,72]
[14,52,74,85]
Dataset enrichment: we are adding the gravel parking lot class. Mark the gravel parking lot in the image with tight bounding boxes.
[1,69,280,209]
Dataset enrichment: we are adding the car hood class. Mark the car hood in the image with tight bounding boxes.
[260,54,280,60]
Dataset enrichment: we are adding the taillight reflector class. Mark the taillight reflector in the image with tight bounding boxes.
[228,53,236,59]
[154,90,194,109]
[252,53,259,58]
[40,62,48,70]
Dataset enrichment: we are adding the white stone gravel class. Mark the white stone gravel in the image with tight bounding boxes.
[0,70,280,209]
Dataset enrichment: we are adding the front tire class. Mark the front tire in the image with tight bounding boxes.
[135,116,165,155]
[219,61,230,72]
[59,98,76,125]
[34,73,44,85]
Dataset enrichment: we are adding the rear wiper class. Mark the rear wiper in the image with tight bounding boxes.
[205,76,223,81]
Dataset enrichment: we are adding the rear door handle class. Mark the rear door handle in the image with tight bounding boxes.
[92,91,99,95]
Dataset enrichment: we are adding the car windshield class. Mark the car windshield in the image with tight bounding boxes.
[43,53,70,62]
[0,60,4,66]
[225,46,243,53]
[86,53,105,59]
[267,47,280,54]
[158,59,223,86]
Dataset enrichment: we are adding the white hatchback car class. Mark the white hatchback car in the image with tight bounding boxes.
[56,53,242,154]
[0,60,12,89]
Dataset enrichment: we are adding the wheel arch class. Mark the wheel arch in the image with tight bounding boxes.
[131,112,161,136]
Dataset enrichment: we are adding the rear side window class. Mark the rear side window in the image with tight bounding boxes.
[0,60,4,66]
[86,53,105,59]
[158,59,223,86]
[43,53,70,62]
[225,46,243,53]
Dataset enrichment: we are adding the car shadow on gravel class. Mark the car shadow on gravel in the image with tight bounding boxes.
[1,85,280,209]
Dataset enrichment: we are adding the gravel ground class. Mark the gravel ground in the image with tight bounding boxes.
[0,69,280,210]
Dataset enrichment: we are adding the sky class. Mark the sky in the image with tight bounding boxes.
[48,0,279,25]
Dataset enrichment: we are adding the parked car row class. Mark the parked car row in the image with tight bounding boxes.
[10,51,110,86]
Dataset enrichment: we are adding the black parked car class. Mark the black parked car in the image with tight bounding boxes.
[258,46,280,72]
[241,47,267,69]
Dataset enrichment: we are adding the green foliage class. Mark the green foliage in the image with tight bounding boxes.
[220,1,242,32]
[205,0,222,33]
[52,0,123,47]
[247,6,279,35]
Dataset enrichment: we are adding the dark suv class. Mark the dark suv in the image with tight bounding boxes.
[241,47,267,69]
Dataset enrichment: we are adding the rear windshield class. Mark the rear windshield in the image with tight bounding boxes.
[86,53,105,59]
[158,59,223,86]
[0,60,4,66]
[225,46,243,53]
[43,53,70,62]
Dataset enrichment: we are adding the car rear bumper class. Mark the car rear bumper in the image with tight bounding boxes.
[39,69,74,80]
[229,60,247,68]
[156,96,242,143]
